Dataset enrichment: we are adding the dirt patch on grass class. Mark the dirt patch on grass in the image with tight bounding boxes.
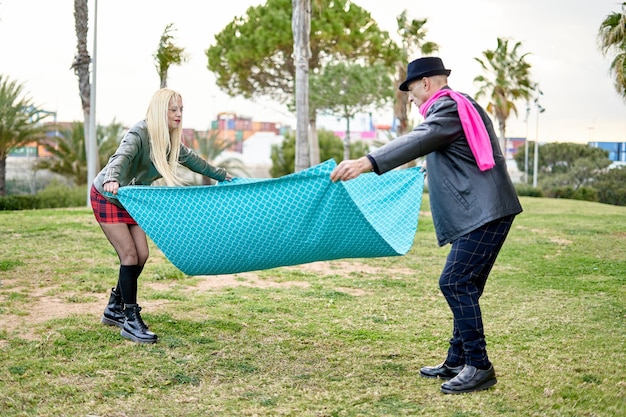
[0,260,399,341]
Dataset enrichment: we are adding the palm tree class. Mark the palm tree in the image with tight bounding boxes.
[394,11,439,135]
[192,130,248,184]
[0,75,49,196]
[71,0,98,201]
[154,23,187,89]
[35,122,87,186]
[35,120,124,186]
[474,38,535,157]
[96,119,125,166]
[598,2,626,101]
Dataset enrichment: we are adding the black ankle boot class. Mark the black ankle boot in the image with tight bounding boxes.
[101,287,125,328]
[120,304,158,344]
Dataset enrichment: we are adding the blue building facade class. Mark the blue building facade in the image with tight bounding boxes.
[589,142,626,162]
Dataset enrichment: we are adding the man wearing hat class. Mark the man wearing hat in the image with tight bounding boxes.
[331,57,522,394]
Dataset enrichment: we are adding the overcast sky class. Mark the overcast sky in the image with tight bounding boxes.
[1,0,624,143]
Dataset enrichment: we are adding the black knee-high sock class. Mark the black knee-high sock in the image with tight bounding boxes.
[115,264,144,295]
[118,265,143,305]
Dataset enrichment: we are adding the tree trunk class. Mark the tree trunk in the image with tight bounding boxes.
[497,119,507,160]
[0,153,6,197]
[309,116,320,166]
[394,62,409,135]
[72,0,90,119]
[292,0,311,172]
[343,117,351,161]
[72,0,99,203]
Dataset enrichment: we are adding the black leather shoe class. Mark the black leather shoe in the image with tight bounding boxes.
[420,362,464,380]
[441,365,497,394]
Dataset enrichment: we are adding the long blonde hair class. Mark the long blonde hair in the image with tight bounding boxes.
[145,88,183,186]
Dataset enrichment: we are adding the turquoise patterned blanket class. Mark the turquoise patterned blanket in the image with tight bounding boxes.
[116,159,424,276]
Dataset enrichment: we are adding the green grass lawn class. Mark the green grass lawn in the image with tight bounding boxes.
[0,196,624,416]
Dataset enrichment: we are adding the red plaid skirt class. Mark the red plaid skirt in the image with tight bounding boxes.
[90,185,137,225]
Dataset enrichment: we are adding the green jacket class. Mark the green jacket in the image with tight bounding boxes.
[92,120,227,207]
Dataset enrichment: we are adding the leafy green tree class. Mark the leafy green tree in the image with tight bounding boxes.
[154,23,188,89]
[0,75,49,196]
[592,165,626,206]
[394,11,439,135]
[191,129,248,184]
[514,142,612,190]
[206,0,398,170]
[207,0,397,102]
[474,38,535,155]
[598,2,626,101]
[311,62,393,160]
[270,129,369,177]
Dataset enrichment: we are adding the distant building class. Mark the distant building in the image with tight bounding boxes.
[589,141,626,163]
[215,132,284,178]
[7,116,292,189]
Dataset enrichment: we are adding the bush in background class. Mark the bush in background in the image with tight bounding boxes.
[515,184,543,197]
[0,195,41,210]
[0,181,87,211]
[36,181,87,208]
[592,165,626,206]
[544,186,598,202]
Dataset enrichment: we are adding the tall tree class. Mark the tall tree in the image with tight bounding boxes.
[154,23,188,89]
[207,0,397,102]
[0,75,49,196]
[206,0,398,169]
[598,2,626,101]
[394,11,439,135]
[474,38,535,156]
[292,0,311,172]
[71,0,98,200]
[311,62,393,160]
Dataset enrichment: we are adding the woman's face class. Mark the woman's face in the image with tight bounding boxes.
[167,96,183,131]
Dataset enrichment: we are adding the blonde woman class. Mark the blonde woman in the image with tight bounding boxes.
[91,88,232,344]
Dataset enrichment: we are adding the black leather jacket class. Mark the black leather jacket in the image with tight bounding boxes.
[368,89,522,246]
[92,120,228,207]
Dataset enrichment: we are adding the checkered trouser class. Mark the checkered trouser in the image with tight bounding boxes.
[439,215,515,369]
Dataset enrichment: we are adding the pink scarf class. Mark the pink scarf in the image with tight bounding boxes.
[419,89,495,171]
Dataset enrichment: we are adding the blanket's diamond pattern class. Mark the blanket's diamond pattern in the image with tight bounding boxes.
[116,159,424,276]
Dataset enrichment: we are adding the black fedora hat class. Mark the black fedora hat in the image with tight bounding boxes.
[399,57,451,91]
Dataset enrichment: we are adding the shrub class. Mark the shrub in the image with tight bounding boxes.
[515,184,543,197]
[592,166,626,206]
[545,186,598,202]
[36,181,87,208]
[0,195,41,210]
